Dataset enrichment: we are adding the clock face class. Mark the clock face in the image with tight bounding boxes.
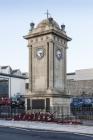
[56,49,62,60]
[36,48,44,59]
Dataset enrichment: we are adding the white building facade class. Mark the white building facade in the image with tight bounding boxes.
[0,66,28,98]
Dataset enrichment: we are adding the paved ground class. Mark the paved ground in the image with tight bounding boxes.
[0,126,93,140]
[0,120,93,135]
[82,120,93,126]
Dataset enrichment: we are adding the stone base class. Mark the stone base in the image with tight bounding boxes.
[25,91,71,118]
[50,97,71,118]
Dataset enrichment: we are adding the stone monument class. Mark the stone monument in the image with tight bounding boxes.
[24,15,72,118]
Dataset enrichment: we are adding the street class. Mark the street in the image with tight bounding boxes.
[0,126,93,140]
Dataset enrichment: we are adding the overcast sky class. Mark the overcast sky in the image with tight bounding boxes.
[0,0,93,73]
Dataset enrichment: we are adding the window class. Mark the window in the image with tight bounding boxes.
[25,83,29,89]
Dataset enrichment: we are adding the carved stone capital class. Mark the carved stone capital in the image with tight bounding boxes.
[27,45,32,48]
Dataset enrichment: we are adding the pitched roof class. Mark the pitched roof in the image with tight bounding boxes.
[1,66,9,69]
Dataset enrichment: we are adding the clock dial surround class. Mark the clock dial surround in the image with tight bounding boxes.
[36,48,45,59]
[56,49,62,60]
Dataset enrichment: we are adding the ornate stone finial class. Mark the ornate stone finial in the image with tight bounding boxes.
[45,10,50,19]
[48,17,53,22]
[29,22,35,31]
[61,24,65,31]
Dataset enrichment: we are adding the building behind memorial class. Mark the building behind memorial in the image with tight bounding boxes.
[0,66,28,98]
[67,69,93,97]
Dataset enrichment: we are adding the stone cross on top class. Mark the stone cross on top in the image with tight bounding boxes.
[45,10,50,19]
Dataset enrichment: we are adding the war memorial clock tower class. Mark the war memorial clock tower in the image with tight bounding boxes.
[24,15,72,117]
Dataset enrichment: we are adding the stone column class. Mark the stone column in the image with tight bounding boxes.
[60,45,65,92]
[28,45,32,92]
[48,41,54,90]
[63,46,67,94]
